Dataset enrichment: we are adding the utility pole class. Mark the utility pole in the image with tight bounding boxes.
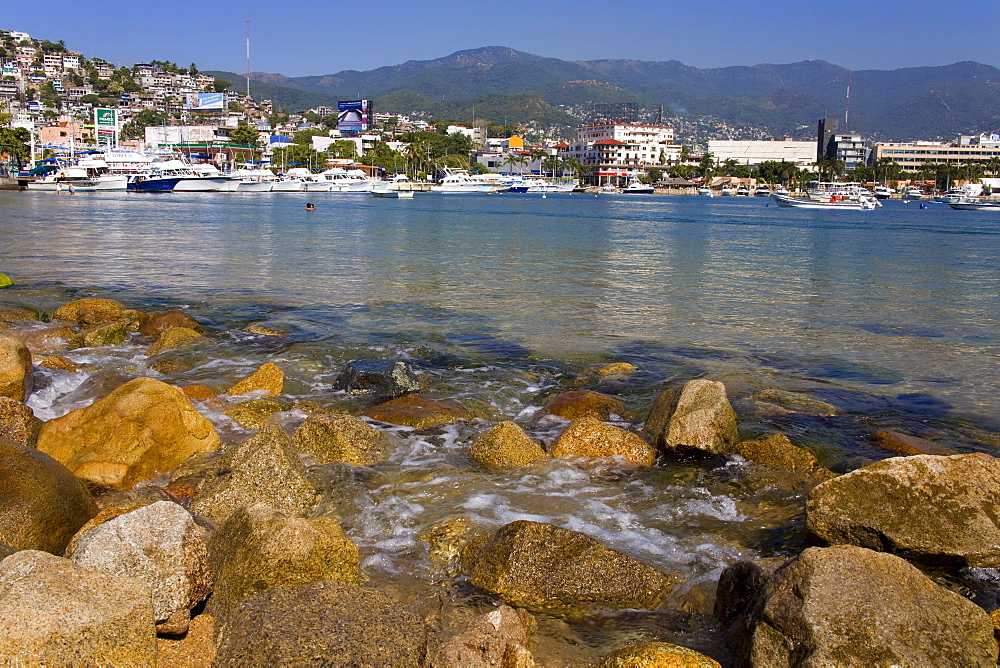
[245,20,251,99]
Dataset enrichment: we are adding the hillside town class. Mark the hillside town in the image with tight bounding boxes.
[3,27,1000,196]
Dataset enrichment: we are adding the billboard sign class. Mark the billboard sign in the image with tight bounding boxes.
[337,100,370,135]
[94,107,117,147]
[185,92,225,111]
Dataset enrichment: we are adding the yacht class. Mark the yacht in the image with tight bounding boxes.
[720,187,735,196]
[129,159,193,192]
[621,179,655,194]
[174,162,235,192]
[753,184,771,197]
[901,185,924,200]
[872,185,894,199]
[26,157,128,191]
[697,186,714,197]
[736,185,750,196]
[806,181,871,202]
[773,186,790,196]
[431,168,508,193]
[230,166,279,192]
[303,167,372,193]
[271,167,310,192]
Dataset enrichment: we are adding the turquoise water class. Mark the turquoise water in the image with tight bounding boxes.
[2,190,999,655]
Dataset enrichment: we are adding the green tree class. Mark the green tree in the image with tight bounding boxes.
[120,109,168,140]
[291,128,328,145]
[212,78,230,93]
[328,140,358,159]
[669,164,698,179]
[229,122,261,146]
[699,152,715,178]
[646,167,663,183]
[80,94,101,106]
[680,145,691,162]
[0,113,31,167]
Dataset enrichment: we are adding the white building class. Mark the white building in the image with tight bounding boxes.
[707,139,816,167]
[562,122,678,184]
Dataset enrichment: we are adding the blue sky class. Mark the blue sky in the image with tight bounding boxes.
[5,0,999,77]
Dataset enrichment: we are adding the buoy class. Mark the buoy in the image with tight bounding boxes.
[542,194,547,199]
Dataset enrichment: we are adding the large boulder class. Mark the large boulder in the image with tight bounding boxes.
[226,362,284,396]
[207,503,360,615]
[363,393,473,428]
[0,550,157,665]
[36,377,221,489]
[69,319,129,348]
[731,433,834,478]
[224,398,283,430]
[335,358,420,397]
[69,501,212,631]
[138,309,202,337]
[146,326,202,355]
[723,545,997,667]
[469,421,549,469]
[214,581,427,666]
[806,453,1000,567]
[643,380,739,455]
[431,605,533,667]
[189,424,318,525]
[0,334,32,401]
[0,437,97,554]
[550,417,656,467]
[0,396,41,447]
[462,520,677,615]
[292,412,394,466]
[52,298,145,330]
[541,389,626,421]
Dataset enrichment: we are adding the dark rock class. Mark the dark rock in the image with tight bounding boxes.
[214,581,427,666]
[713,558,786,624]
[335,358,420,397]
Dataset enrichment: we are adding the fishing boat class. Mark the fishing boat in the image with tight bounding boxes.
[948,198,1000,211]
[621,179,655,194]
[230,166,279,192]
[771,192,878,210]
[806,181,871,202]
[303,167,372,193]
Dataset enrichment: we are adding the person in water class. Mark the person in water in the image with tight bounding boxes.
[306,203,315,210]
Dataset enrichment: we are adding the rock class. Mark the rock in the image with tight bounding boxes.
[0,550,157,665]
[10,324,75,356]
[52,298,144,329]
[292,412,394,466]
[0,396,41,447]
[726,545,997,667]
[36,377,221,489]
[0,543,13,560]
[226,361,284,396]
[541,389,626,421]
[432,605,533,668]
[207,503,360,615]
[873,429,957,456]
[157,612,216,664]
[598,641,720,667]
[181,384,217,401]
[244,322,289,336]
[147,326,202,355]
[596,362,638,376]
[64,496,164,556]
[38,354,79,372]
[0,273,10,288]
[806,453,1000,568]
[0,304,38,322]
[189,425,317,525]
[0,438,97,554]
[550,417,656,467]
[224,398,283,429]
[138,309,202,336]
[335,358,420,397]
[992,608,1000,642]
[363,393,473,428]
[420,516,474,577]
[754,388,839,416]
[462,520,677,615]
[731,433,833,476]
[70,319,129,348]
[644,380,739,455]
[470,421,549,468]
[0,335,32,401]
[213,581,427,666]
[69,501,212,629]
[713,558,787,624]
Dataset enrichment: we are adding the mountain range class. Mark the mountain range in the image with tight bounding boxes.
[208,47,1000,141]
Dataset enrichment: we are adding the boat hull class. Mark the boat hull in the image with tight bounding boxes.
[130,177,183,192]
[948,201,1000,211]
[771,193,876,210]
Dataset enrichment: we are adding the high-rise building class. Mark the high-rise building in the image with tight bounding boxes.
[817,117,839,162]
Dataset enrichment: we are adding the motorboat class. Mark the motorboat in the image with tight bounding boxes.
[431,168,508,193]
[773,186,790,196]
[771,192,878,210]
[720,187,735,196]
[26,157,128,191]
[753,184,771,197]
[934,188,967,204]
[736,186,750,196]
[271,167,310,192]
[872,185,894,199]
[128,160,194,192]
[621,179,655,194]
[230,166,279,192]
[948,198,1000,211]
[697,186,714,197]
[175,162,235,192]
[805,181,872,202]
[371,187,414,199]
[901,186,924,200]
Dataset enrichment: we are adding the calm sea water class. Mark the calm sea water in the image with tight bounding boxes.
[2,189,999,655]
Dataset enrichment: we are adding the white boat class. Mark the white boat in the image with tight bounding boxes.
[771,192,878,210]
[872,185,893,199]
[901,186,924,200]
[27,157,128,191]
[230,167,279,192]
[736,186,750,196]
[621,180,655,194]
[720,187,735,196]
[303,167,373,193]
[271,167,310,192]
[697,186,714,197]
[806,181,871,202]
[753,184,771,197]
[948,198,1000,211]
[371,188,414,199]
[174,162,234,192]
[774,186,790,196]
[430,168,508,193]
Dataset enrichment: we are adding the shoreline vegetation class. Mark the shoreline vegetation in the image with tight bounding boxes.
[1,295,999,664]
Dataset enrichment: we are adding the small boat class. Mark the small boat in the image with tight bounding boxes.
[697,187,714,197]
[948,198,1000,211]
[901,186,924,200]
[736,185,750,196]
[622,180,655,194]
[431,168,508,193]
[372,189,414,199]
[27,158,128,191]
[774,186,790,196]
[771,192,878,210]
[753,184,771,197]
[720,187,735,196]
[872,185,893,199]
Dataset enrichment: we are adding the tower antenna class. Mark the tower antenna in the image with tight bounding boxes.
[245,20,251,98]
[844,72,851,132]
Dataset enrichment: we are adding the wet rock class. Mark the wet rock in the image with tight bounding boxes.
[432,605,533,667]
[551,417,656,467]
[38,354,79,372]
[7,323,75,356]
[292,413,392,465]
[336,358,420,397]
[53,298,144,330]
[181,384,217,401]
[214,581,427,666]
[0,335,31,401]
[806,453,1000,567]
[363,393,473,428]
[147,325,202,355]
[421,516,473,578]
[0,396,41,447]
[596,362,638,376]
[0,438,97,554]
[190,425,318,525]
[872,429,957,456]
[754,388,839,416]
[0,304,39,322]
[226,361,284,396]
[598,641,720,667]
[244,322,289,336]
[462,520,677,615]
[0,274,11,288]
[69,501,212,630]
[713,558,787,624]
[725,545,997,667]
[64,493,170,556]
[36,377,221,489]
[0,550,157,665]
[644,380,739,456]
[207,503,360,615]
[224,398,283,429]
[0,543,13,560]
[138,309,202,336]
[70,318,129,348]
[731,433,834,477]
[541,389,626,421]
[469,421,549,468]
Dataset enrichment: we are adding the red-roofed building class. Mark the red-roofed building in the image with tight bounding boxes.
[562,122,680,185]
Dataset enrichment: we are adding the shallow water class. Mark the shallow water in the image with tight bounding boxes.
[2,190,999,657]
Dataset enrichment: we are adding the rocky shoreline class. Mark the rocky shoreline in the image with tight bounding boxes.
[1,295,999,666]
